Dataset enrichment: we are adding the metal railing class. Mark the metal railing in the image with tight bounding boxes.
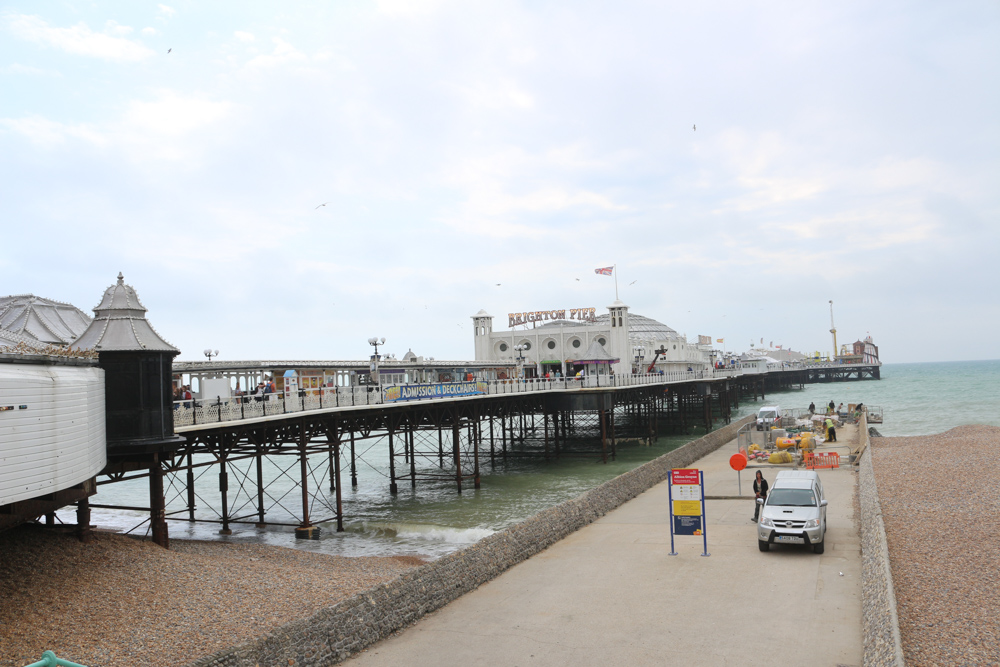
[24,652,87,667]
[173,368,750,428]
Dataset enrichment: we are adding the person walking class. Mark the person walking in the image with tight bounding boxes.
[808,401,816,415]
[825,417,837,442]
[752,471,769,521]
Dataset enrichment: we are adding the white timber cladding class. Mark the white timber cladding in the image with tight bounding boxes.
[0,364,106,505]
[473,301,712,375]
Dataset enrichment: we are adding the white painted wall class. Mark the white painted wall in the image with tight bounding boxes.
[0,363,106,506]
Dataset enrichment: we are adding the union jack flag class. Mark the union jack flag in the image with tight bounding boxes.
[594,266,613,276]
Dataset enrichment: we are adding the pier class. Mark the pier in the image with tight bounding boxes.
[96,362,879,547]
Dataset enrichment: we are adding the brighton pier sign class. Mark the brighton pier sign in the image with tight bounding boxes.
[508,308,597,328]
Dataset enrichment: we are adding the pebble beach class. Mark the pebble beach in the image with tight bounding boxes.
[870,424,1000,667]
[0,528,423,667]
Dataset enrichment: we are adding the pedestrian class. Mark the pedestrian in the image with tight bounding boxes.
[752,471,769,521]
[825,417,837,442]
[837,402,844,414]
[182,385,193,409]
[808,401,816,415]
[827,400,835,415]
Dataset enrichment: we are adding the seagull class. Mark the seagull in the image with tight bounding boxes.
[629,280,637,285]
[693,124,696,131]
[575,278,580,281]
[167,48,172,54]
[315,202,328,209]
[495,283,501,286]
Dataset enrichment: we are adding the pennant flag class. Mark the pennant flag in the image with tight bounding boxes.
[594,266,613,276]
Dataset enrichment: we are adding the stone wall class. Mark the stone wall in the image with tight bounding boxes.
[190,415,753,667]
[857,418,905,667]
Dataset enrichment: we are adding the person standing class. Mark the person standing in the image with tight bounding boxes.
[808,401,816,415]
[825,417,837,442]
[753,471,769,521]
[827,400,835,415]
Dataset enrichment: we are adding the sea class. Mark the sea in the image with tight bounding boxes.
[69,360,999,559]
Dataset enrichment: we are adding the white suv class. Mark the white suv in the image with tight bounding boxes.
[757,470,828,554]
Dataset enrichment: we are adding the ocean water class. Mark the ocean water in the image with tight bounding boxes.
[71,360,999,558]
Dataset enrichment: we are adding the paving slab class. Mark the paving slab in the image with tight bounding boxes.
[347,426,863,667]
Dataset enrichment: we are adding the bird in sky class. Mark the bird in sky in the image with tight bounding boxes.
[315,202,328,209]
[495,283,501,286]
[167,48,172,54]
[575,278,580,281]
[629,280,637,285]
[693,124,696,131]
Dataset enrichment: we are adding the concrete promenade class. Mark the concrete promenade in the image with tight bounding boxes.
[347,426,863,667]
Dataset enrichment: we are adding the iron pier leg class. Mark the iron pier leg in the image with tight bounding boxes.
[75,497,92,544]
[554,411,560,457]
[350,430,358,488]
[333,432,344,533]
[151,455,169,548]
[388,424,399,495]
[473,412,481,489]
[453,420,463,494]
[502,410,508,461]
[295,422,319,539]
[255,440,266,527]
[600,409,608,464]
[489,415,495,467]
[544,412,550,460]
[438,424,445,468]
[186,450,196,522]
[219,447,232,536]
[409,418,417,489]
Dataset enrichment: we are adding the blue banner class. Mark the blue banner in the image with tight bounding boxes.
[385,381,488,402]
[673,515,703,536]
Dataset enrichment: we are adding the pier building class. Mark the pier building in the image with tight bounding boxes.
[472,302,712,377]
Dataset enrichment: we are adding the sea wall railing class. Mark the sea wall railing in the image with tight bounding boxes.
[173,367,750,428]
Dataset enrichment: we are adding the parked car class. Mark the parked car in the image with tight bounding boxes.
[755,405,781,431]
[757,470,827,554]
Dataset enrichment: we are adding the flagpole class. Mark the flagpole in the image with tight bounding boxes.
[614,264,618,300]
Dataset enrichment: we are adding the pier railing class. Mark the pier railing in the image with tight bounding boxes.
[173,367,749,428]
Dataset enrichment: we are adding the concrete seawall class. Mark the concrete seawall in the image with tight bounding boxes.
[189,415,753,667]
[857,414,905,667]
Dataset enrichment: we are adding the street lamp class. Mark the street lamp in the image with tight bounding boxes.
[513,344,527,378]
[368,337,385,385]
[204,349,219,361]
[633,345,645,373]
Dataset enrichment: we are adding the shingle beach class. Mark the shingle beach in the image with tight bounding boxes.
[871,425,1000,667]
[0,528,422,667]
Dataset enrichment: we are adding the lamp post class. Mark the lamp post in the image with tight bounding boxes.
[204,349,219,362]
[633,345,645,374]
[368,337,385,386]
[513,344,527,379]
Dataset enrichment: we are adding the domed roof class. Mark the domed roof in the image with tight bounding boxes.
[0,293,92,345]
[72,273,179,353]
[594,312,679,340]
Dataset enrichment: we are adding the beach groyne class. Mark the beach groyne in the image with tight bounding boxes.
[189,415,753,667]
[857,413,905,667]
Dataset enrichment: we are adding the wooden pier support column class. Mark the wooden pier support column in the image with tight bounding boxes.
[150,454,169,547]
[295,421,320,540]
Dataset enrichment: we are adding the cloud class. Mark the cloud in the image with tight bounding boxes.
[141,27,158,36]
[3,63,62,76]
[234,31,255,42]
[4,14,154,61]
[0,116,103,146]
[122,92,232,138]
[157,5,176,19]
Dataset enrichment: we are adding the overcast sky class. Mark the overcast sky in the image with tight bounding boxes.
[2,1,997,363]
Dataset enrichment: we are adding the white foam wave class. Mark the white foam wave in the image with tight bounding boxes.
[363,521,495,544]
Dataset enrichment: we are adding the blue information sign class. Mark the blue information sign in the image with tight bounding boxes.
[673,515,702,536]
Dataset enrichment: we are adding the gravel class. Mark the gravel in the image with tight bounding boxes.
[0,528,423,667]
[870,425,1000,667]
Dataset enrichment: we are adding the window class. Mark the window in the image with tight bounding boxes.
[499,343,508,352]
[572,339,581,348]
[598,337,606,346]
[547,340,556,350]
[522,341,532,351]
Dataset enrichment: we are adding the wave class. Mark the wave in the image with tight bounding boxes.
[359,521,495,544]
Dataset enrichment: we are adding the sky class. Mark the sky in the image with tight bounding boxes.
[1,1,997,364]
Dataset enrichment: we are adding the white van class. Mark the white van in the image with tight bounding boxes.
[755,405,781,431]
[756,470,828,554]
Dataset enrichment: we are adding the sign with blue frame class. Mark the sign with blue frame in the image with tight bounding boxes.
[668,468,710,556]
[384,381,488,402]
